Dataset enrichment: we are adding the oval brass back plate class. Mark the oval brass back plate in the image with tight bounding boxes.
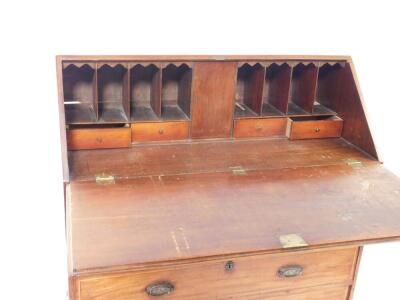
[278,265,304,278]
[145,281,174,296]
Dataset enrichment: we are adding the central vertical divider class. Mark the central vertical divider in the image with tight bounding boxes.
[152,63,162,119]
[191,62,237,139]
[124,63,131,121]
[94,64,99,122]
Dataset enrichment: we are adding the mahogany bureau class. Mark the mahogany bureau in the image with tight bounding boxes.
[57,55,400,300]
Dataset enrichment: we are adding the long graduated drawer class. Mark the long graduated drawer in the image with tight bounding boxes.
[75,247,358,300]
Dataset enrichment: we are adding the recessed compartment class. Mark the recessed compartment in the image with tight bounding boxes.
[97,63,129,123]
[161,64,192,121]
[67,124,131,150]
[315,62,345,115]
[234,118,288,138]
[235,63,265,118]
[131,64,161,122]
[63,63,97,124]
[287,115,343,140]
[131,121,189,142]
[288,63,318,116]
[262,63,291,116]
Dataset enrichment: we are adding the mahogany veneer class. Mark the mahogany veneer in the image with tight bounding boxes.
[57,55,400,300]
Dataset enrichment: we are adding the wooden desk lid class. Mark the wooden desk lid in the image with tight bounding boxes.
[67,139,400,275]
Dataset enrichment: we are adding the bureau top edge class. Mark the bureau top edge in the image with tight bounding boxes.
[56,54,351,62]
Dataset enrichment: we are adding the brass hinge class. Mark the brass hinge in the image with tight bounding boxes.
[213,56,226,61]
[95,173,115,184]
[279,234,309,249]
[345,159,364,169]
[231,166,247,176]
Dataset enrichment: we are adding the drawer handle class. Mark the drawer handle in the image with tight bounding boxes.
[278,265,304,278]
[225,260,235,272]
[145,281,174,296]
[159,128,164,135]
[315,127,321,133]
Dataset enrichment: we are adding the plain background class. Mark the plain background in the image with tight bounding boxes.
[0,1,399,299]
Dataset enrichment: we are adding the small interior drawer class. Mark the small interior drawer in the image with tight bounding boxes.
[234,118,288,138]
[77,247,358,300]
[67,126,131,150]
[131,121,189,142]
[287,115,343,140]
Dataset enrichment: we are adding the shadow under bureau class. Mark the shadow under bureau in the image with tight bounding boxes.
[57,55,400,300]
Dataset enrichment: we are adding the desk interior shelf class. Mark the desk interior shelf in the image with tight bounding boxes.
[97,63,129,123]
[63,63,97,124]
[235,63,265,118]
[262,63,291,117]
[161,63,192,121]
[288,63,318,116]
[130,63,161,121]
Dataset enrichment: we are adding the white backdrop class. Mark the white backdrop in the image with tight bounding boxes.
[0,1,399,299]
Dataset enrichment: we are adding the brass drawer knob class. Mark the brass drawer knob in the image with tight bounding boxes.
[159,128,164,135]
[225,260,235,272]
[315,127,321,133]
[145,281,174,296]
[278,265,304,278]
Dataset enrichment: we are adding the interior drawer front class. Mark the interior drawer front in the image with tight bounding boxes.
[234,118,288,138]
[131,121,189,142]
[288,116,343,140]
[67,127,131,150]
[78,247,357,300]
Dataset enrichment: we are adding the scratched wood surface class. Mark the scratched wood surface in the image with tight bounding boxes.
[68,138,372,181]
[77,247,357,300]
[67,144,400,273]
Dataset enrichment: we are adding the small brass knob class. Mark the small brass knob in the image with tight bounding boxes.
[159,128,164,135]
[225,260,235,272]
[315,127,321,133]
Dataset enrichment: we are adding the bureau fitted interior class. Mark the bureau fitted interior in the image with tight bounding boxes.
[58,56,400,300]
[63,60,341,124]
[62,59,375,159]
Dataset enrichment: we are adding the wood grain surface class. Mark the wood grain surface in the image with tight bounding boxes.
[58,56,396,300]
[67,127,131,150]
[234,118,288,138]
[288,116,343,140]
[77,247,357,300]
[68,138,372,181]
[191,62,237,138]
[67,159,400,273]
[131,121,189,142]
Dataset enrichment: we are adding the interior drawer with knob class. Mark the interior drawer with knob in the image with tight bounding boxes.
[233,118,288,138]
[76,247,359,300]
[287,115,343,140]
[131,121,190,142]
[67,125,131,150]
